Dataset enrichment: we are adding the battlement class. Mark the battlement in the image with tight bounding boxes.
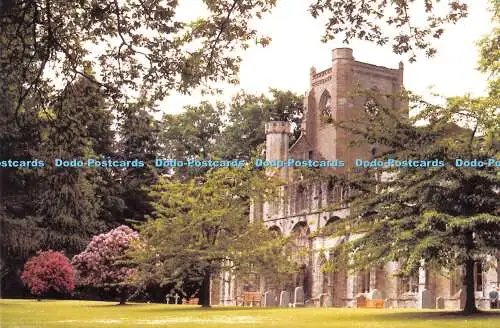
[265,121,291,135]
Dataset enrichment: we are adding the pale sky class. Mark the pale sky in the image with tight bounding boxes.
[163,0,493,116]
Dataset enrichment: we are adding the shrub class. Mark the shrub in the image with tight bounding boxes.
[21,250,75,300]
[72,225,139,304]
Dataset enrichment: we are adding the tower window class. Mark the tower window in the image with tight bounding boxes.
[320,91,334,120]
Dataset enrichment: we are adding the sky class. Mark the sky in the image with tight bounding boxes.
[163,0,493,116]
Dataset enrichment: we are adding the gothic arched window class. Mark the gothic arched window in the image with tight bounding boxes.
[319,90,333,119]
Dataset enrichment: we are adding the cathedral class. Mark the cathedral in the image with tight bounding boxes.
[214,48,499,309]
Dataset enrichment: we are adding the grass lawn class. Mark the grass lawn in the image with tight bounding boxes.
[1,299,499,328]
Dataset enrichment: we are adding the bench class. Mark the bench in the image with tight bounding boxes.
[183,298,199,305]
[241,292,262,306]
[357,299,384,308]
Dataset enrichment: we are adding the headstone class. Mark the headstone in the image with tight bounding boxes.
[264,291,276,307]
[165,295,171,304]
[383,298,391,309]
[293,286,305,307]
[418,289,434,309]
[174,293,180,304]
[436,296,445,309]
[279,291,290,307]
[458,289,466,309]
[320,294,332,307]
[369,289,383,300]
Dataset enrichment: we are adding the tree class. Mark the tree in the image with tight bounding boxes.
[319,2,499,314]
[309,0,469,62]
[118,104,161,224]
[0,0,277,119]
[131,167,293,307]
[217,88,304,160]
[36,78,108,255]
[159,101,225,179]
[72,225,139,305]
[20,250,75,300]
[320,89,498,314]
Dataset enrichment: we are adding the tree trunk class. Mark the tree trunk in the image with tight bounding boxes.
[118,289,127,305]
[463,232,479,314]
[199,269,211,308]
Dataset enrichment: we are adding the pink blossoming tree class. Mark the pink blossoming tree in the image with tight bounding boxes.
[72,225,139,304]
[21,250,75,300]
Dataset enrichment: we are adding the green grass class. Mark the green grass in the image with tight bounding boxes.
[1,299,499,328]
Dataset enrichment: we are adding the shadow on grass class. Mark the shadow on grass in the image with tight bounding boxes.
[85,303,148,308]
[140,305,282,313]
[139,306,500,319]
[359,310,500,321]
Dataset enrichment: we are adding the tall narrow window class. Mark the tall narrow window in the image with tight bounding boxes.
[401,272,419,293]
[296,184,305,213]
[360,270,371,293]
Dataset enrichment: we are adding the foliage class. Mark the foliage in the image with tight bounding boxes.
[131,166,293,307]
[0,0,277,118]
[118,104,161,223]
[160,101,225,179]
[217,88,304,160]
[309,0,469,62]
[319,4,499,313]
[72,225,139,303]
[20,250,75,299]
[321,92,499,314]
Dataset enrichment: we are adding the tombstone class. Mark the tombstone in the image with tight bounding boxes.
[320,294,332,307]
[383,298,391,309]
[458,289,466,310]
[436,296,445,309]
[418,289,434,309]
[174,293,180,304]
[279,291,290,307]
[293,286,305,307]
[369,289,383,300]
[264,291,276,307]
[165,295,171,304]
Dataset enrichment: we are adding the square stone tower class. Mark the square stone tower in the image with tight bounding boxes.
[289,48,407,170]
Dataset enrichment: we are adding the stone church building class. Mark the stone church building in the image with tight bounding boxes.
[214,48,499,309]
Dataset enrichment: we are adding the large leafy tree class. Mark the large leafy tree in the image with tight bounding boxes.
[0,0,277,118]
[131,167,293,307]
[320,1,499,315]
[323,91,498,315]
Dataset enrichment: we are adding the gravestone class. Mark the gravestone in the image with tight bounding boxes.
[293,286,305,307]
[436,296,445,309]
[165,295,171,304]
[383,298,391,308]
[279,291,290,307]
[369,289,383,300]
[264,291,276,307]
[458,289,466,309]
[418,289,434,309]
[320,294,332,307]
[174,293,180,304]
